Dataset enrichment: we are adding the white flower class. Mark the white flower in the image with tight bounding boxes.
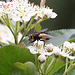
[28,40,53,55]
[38,40,44,48]
[53,46,61,56]
[44,8,57,18]
[0,24,22,44]
[22,15,31,22]
[67,56,75,59]
[60,41,75,59]
[63,41,72,50]
[52,45,75,59]
[11,14,22,22]
[46,43,53,52]
[63,41,75,52]
[28,40,75,59]
[50,12,57,18]
[28,40,45,54]
[27,46,38,54]
[0,0,57,22]
[35,7,57,19]
[60,52,75,59]
[38,54,46,63]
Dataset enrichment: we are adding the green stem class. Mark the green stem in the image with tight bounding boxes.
[6,14,9,25]
[19,30,27,43]
[1,16,15,37]
[35,54,38,67]
[1,16,8,26]
[27,19,44,32]
[63,57,68,75]
[23,20,26,31]
[63,65,72,75]
[9,19,15,31]
[14,21,19,44]
[45,58,55,74]
[70,59,74,66]
[6,21,17,44]
[17,21,27,33]
[9,26,15,37]
[63,59,74,75]
[46,58,57,75]
[38,61,42,75]
[17,24,24,33]
[1,15,19,44]
[38,60,45,75]
[19,21,28,43]
[43,56,49,74]
[7,14,19,44]
[0,18,7,25]
[15,34,18,44]
[46,58,61,75]
[26,17,34,30]
[65,57,68,71]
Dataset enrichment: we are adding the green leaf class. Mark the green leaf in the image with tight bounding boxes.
[0,45,35,75]
[68,68,75,75]
[35,24,41,32]
[49,60,64,75]
[48,29,75,46]
[42,56,55,74]
[69,39,75,43]
[45,56,64,75]
[52,64,75,75]
[41,56,64,75]
[12,62,39,75]
[52,64,65,75]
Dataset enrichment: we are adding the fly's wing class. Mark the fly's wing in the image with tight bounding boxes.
[27,28,48,36]
[39,33,53,40]
[37,28,48,33]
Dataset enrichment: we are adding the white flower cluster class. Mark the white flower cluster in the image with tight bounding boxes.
[0,0,57,22]
[28,40,54,62]
[28,40,54,55]
[63,41,75,51]
[28,40,75,62]
[0,24,22,44]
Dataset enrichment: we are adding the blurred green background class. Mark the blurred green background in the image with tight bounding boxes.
[2,0,75,30]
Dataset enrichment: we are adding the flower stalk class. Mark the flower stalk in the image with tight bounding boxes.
[19,22,28,43]
[27,19,44,33]
[65,57,68,72]
[64,59,74,75]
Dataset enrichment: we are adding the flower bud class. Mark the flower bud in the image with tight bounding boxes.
[38,40,44,49]
[53,46,61,56]
[46,43,53,52]
[38,54,46,63]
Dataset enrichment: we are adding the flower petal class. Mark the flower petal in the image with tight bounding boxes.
[28,46,38,54]
[45,52,54,55]
[67,56,75,59]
